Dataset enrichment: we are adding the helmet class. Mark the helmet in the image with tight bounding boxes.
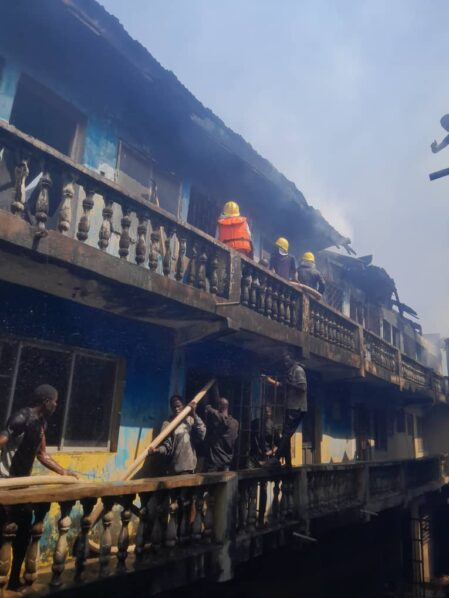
[303,251,315,263]
[275,237,289,253]
[223,201,240,217]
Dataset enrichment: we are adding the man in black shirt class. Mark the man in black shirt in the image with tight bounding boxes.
[264,350,308,467]
[0,384,77,589]
[250,405,281,465]
[205,398,239,472]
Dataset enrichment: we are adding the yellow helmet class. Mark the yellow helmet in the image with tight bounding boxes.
[275,237,289,253]
[303,251,315,263]
[223,201,240,217]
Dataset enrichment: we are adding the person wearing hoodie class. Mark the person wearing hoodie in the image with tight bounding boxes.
[297,252,326,294]
[269,237,296,280]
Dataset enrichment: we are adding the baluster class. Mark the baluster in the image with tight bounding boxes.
[246,481,257,532]
[258,480,268,528]
[58,173,75,234]
[250,271,259,310]
[291,294,298,328]
[191,491,204,543]
[335,322,342,347]
[77,187,95,241]
[287,480,295,518]
[270,479,280,525]
[163,227,174,277]
[285,291,292,326]
[99,498,114,576]
[187,242,198,285]
[280,480,288,522]
[164,492,178,550]
[35,170,52,237]
[135,214,148,265]
[237,483,248,532]
[175,235,186,281]
[315,310,322,337]
[203,490,215,544]
[209,251,219,294]
[329,319,336,344]
[265,281,273,318]
[178,490,192,545]
[11,157,29,215]
[258,274,267,314]
[50,501,74,588]
[24,503,50,586]
[117,496,133,570]
[0,520,17,593]
[135,494,149,561]
[323,315,329,340]
[98,197,113,251]
[241,264,251,306]
[278,289,285,323]
[149,495,163,553]
[148,228,160,272]
[75,498,96,580]
[197,246,208,290]
[119,206,132,259]
[271,284,279,321]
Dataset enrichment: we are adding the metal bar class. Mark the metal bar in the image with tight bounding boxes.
[5,342,23,423]
[429,166,449,181]
[293,532,318,542]
[59,353,76,450]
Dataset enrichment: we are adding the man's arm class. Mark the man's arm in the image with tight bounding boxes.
[261,374,282,387]
[36,435,78,478]
[205,404,226,423]
[431,136,449,153]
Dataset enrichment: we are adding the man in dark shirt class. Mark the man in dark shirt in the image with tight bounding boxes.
[269,237,296,281]
[205,398,239,472]
[0,384,77,589]
[264,350,308,467]
[250,404,281,465]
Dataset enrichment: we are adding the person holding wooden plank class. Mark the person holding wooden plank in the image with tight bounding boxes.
[0,384,78,589]
[204,398,239,472]
[148,395,206,475]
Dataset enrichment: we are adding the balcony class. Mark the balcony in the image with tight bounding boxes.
[0,120,444,401]
[0,456,444,597]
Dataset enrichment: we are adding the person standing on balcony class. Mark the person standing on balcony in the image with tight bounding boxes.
[148,395,206,475]
[204,398,239,472]
[269,237,297,280]
[0,384,78,590]
[297,252,326,294]
[249,404,281,466]
[263,350,307,467]
[217,201,254,259]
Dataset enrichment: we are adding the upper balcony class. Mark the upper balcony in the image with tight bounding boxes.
[0,120,445,401]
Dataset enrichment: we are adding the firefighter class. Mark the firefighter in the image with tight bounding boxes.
[269,237,296,280]
[217,201,253,258]
[297,252,326,294]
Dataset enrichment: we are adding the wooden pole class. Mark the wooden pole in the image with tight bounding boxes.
[122,378,216,480]
[0,475,80,489]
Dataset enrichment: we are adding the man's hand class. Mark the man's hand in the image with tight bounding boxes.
[205,404,213,413]
[148,446,157,455]
[64,469,78,479]
[188,400,197,413]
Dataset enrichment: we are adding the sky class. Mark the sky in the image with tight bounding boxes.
[100,0,449,336]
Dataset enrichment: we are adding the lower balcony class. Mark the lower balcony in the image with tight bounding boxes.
[0,456,444,597]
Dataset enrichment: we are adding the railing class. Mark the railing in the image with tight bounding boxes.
[240,258,302,328]
[309,299,359,353]
[0,457,443,596]
[364,330,399,374]
[402,356,429,388]
[306,465,363,516]
[368,463,402,497]
[0,122,230,298]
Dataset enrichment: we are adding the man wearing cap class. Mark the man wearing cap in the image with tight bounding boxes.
[269,237,296,280]
[297,252,326,294]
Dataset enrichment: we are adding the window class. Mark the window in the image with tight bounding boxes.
[350,297,364,325]
[187,186,220,237]
[396,409,406,433]
[325,282,343,312]
[383,320,392,344]
[0,337,123,450]
[10,74,85,159]
[416,343,423,362]
[116,141,181,216]
[392,326,400,348]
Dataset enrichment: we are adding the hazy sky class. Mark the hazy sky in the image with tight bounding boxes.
[101,0,449,336]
